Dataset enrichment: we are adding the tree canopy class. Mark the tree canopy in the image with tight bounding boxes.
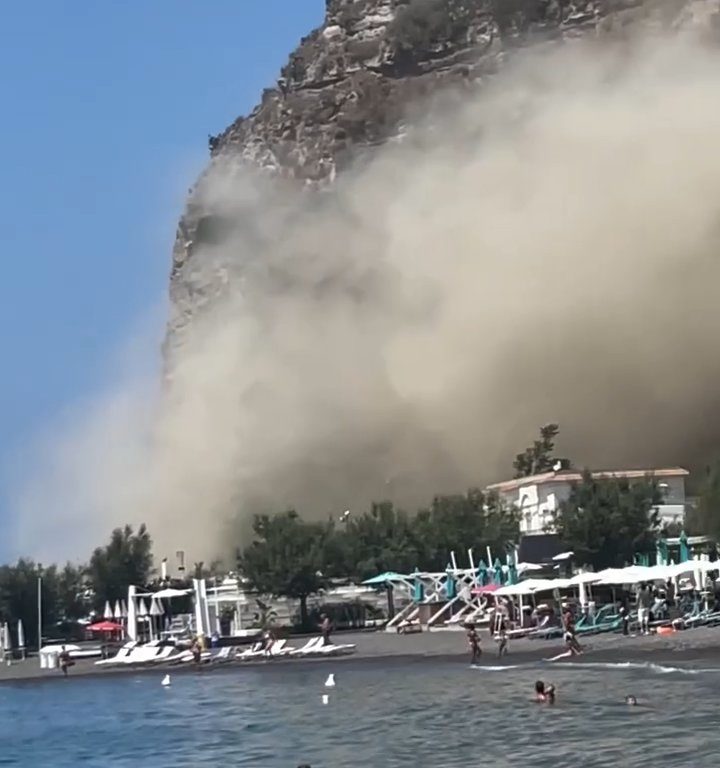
[238,510,331,628]
[552,470,662,569]
[87,524,154,610]
[513,423,561,478]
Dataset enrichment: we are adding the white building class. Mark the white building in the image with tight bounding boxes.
[486,467,688,536]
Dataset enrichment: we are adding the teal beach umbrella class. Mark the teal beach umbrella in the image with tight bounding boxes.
[445,565,457,600]
[477,560,488,586]
[679,531,690,563]
[412,567,425,603]
[493,558,503,585]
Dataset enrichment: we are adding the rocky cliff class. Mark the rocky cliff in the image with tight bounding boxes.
[167,0,718,356]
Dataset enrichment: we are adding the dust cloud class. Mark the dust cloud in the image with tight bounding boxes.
[8,28,720,565]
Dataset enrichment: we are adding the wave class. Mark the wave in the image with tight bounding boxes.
[471,664,521,671]
[551,661,720,675]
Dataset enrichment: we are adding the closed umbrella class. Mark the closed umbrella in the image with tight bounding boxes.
[493,559,503,585]
[120,601,128,619]
[103,601,113,620]
[17,619,25,660]
[445,566,457,600]
[679,531,690,563]
[137,599,148,640]
[477,560,488,586]
[3,622,12,658]
[412,568,425,603]
[149,599,163,640]
[507,562,518,586]
[113,601,122,620]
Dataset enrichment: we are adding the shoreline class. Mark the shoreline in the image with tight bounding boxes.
[3,626,720,685]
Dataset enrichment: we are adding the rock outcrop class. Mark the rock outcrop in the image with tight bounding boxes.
[167,0,719,357]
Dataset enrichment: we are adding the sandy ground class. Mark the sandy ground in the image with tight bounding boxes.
[2,626,719,685]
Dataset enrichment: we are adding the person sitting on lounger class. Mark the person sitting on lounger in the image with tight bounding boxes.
[535,680,555,703]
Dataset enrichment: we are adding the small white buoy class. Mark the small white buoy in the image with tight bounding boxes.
[325,673,335,688]
[161,674,171,687]
[322,694,329,705]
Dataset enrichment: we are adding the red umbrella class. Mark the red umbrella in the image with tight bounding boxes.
[87,620,124,633]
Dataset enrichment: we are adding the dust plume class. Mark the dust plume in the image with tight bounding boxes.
[8,26,720,564]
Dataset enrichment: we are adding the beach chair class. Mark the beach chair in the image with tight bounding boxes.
[309,642,357,657]
[236,641,266,661]
[210,646,234,663]
[289,637,324,656]
[95,641,138,666]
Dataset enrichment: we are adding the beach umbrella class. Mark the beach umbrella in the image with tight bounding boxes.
[656,538,668,567]
[445,566,457,600]
[120,600,128,618]
[412,568,425,603]
[493,559,503,585]
[477,560,488,586]
[3,623,11,657]
[113,600,122,620]
[679,531,690,563]
[103,601,113,620]
[507,562,518,586]
[17,619,25,658]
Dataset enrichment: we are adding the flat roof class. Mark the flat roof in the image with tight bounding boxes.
[487,467,689,494]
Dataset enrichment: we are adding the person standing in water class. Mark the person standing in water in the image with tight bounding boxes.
[320,614,332,646]
[495,611,508,657]
[535,680,555,703]
[466,623,482,664]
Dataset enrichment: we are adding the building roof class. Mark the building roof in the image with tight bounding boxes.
[487,467,689,494]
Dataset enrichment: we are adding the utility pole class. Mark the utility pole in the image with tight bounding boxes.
[37,563,43,656]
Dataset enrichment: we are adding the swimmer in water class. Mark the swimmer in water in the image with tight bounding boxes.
[535,680,555,704]
[625,695,637,706]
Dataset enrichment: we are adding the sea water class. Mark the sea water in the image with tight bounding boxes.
[1,659,718,767]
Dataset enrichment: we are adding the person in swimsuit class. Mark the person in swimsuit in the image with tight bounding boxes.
[496,612,508,658]
[562,607,582,655]
[466,623,482,664]
[625,695,637,706]
[535,680,555,703]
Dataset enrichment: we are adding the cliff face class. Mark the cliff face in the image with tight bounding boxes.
[168,0,719,354]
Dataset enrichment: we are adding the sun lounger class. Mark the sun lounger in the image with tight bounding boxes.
[95,641,138,666]
[210,646,235,663]
[309,642,356,657]
[289,637,324,656]
[236,641,266,661]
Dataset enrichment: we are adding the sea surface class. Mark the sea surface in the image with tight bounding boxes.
[1,658,718,767]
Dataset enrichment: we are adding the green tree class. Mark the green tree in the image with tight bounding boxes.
[329,501,424,580]
[552,470,662,569]
[87,524,153,610]
[513,423,561,478]
[238,511,330,629]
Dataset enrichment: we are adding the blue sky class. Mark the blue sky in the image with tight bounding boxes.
[0,1,324,552]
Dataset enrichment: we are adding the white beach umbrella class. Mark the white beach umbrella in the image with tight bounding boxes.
[103,601,113,620]
[113,601,122,620]
[137,599,148,617]
[121,600,128,619]
[17,619,25,656]
[3,622,12,654]
[150,599,163,617]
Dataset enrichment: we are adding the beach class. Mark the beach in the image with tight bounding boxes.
[3,625,719,685]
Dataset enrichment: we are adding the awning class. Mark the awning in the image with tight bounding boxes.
[151,588,192,599]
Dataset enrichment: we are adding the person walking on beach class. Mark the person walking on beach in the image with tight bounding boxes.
[320,614,332,646]
[494,610,508,657]
[562,607,582,655]
[59,646,72,677]
[466,623,482,664]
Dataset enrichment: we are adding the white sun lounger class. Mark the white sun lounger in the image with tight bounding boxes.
[289,637,324,656]
[236,641,265,661]
[306,642,356,657]
[95,641,138,666]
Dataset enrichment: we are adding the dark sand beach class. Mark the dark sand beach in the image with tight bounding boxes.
[2,625,719,684]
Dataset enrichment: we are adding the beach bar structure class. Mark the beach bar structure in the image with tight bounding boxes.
[364,549,520,631]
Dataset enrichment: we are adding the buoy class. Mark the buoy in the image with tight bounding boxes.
[161,674,171,687]
[325,673,335,687]
[322,694,329,705]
